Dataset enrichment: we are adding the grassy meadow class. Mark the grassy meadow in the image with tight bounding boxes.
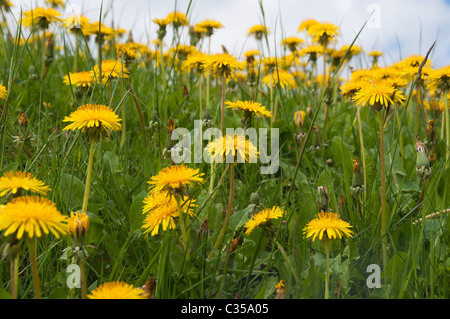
[0,0,449,300]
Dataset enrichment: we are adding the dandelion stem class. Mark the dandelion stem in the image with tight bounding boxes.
[220,75,226,132]
[211,164,234,255]
[445,89,450,167]
[82,138,96,214]
[379,110,388,271]
[175,195,190,262]
[324,239,330,299]
[79,259,86,299]
[28,238,40,299]
[356,105,367,195]
[9,257,16,299]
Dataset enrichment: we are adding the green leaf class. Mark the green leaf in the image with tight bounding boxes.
[60,173,85,211]
[128,190,148,232]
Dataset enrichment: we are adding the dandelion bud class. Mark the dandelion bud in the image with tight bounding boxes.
[350,159,365,197]
[250,192,260,206]
[316,186,329,210]
[416,137,432,180]
[275,279,287,299]
[294,110,305,127]
[18,111,29,127]
[44,34,55,67]
[68,211,90,238]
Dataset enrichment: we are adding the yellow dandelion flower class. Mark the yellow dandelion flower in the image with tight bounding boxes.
[263,70,296,89]
[153,17,170,28]
[282,36,304,52]
[204,133,258,164]
[45,0,65,9]
[307,22,339,46]
[244,206,284,236]
[225,100,272,118]
[166,11,189,27]
[90,59,130,84]
[68,211,90,239]
[244,49,260,58]
[0,171,51,197]
[340,79,369,101]
[299,44,323,61]
[64,15,91,34]
[116,43,139,61]
[248,24,270,37]
[142,191,195,236]
[85,21,116,38]
[202,53,245,78]
[298,18,319,32]
[352,80,406,110]
[303,211,353,241]
[425,65,450,92]
[63,71,93,88]
[148,165,204,195]
[0,84,7,100]
[262,56,284,73]
[23,7,62,28]
[196,19,223,36]
[182,52,207,72]
[62,104,122,133]
[88,281,147,299]
[368,51,383,58]
[0,196,68,239]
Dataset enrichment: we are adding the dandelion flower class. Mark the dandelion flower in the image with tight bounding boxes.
[148,165,204,195]
[298,18,319,32]
[88,281,147,299]
[303,211,353,241]
[90,59,129,84]
[263,70,296,89]
[225,100,272,118]
[196,19,223,36]
[248,24,270,40]
[352,80,406,110]
[307,22,339,46]
[244,206,284,236]
[202,53,245,78]
[204,133,258,164]
[166,11,189,27]
[62,104,122,134]
[63,71,93,88]
[142,191,195,236]
[425,65,450,92]
[23,7,62,29]
[0,196,68,239]
[0,171,51,197]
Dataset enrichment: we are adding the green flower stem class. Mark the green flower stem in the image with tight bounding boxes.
[175,195,190,262]
[356,105,367,195]
[324,239,331,299]
[14,255,19,298]
[9,257,16,299]
[79,259,86,299]
[82,138,96,214]
[220,75,226,132]
[379,110,388,271]
[445,89,450,168]
[28,238,40,299]
[209,164,234,258]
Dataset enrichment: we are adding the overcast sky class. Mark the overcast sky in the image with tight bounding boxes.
[10,0,450,69]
